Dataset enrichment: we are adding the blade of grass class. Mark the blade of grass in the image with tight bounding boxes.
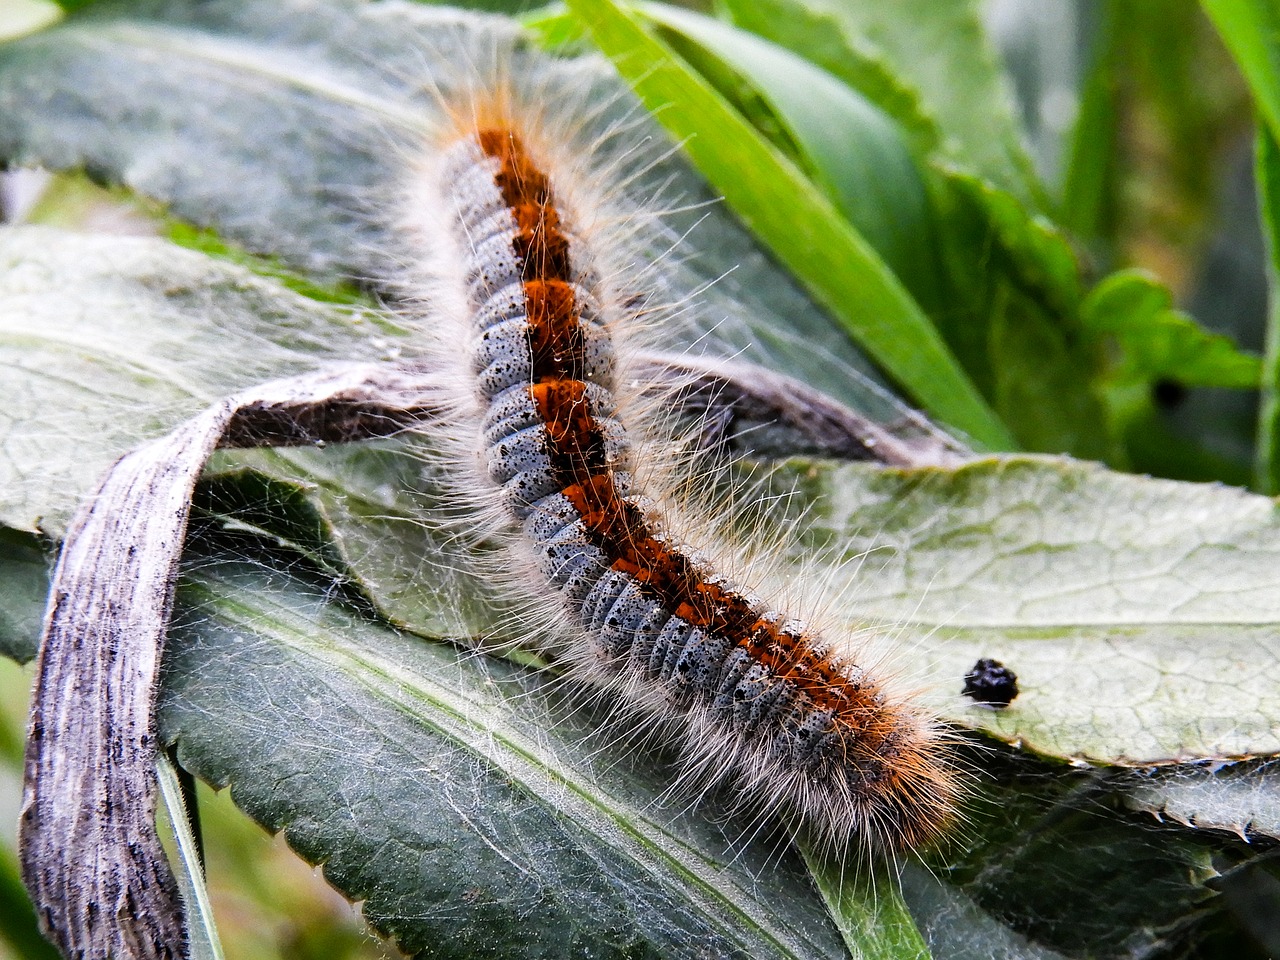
[1255,124,1280,494]
[1205,0,1280,491]
[1060,0,1118,243]
[566,0,1014,450]
[156,752,227,960]
[1202,0,1280,143]
[799,843,930,960]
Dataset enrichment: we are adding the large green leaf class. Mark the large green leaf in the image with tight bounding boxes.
[0,533,1242,960]
[759,455,1280,764]
[161,549,853,960]
[1203,0,1280,148]
[242,438,1280,769]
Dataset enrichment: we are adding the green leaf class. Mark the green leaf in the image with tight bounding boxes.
[0,7,407,281]
[718,0,1045,212]
[161,547,856,959]
[157,538,1237,958]
[0,529,49,664]
[19,168,161,233]
[762,455,1280,764]
[1125,759,1280,840]
[802,854,928,960]
[1060,1,1120,244]
[565,0,1012,449]
[634,4,940,307]
[159,527,1240,958]
[1083,268,1262,388]
[986,285,1112,460]
[942,169,1083,330]
[927,173,1110,459]
[0,226,398,535]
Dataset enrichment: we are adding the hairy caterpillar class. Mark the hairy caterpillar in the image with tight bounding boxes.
[395,77,962,856]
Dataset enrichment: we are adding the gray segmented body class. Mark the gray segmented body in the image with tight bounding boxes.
[443,139,785,713]
[434,128,957,851]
